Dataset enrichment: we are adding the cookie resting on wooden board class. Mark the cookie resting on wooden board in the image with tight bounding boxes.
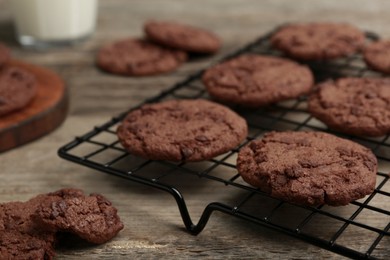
[0,60,68,153]
[0,66,37,117]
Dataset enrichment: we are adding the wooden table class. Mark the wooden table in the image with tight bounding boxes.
[1,0,389,259]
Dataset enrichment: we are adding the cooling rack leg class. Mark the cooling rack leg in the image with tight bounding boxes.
[190,202,234,235]
[164,187,233,235]
[165,187,198,233]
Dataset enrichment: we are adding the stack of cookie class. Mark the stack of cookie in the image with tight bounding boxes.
[0,43,37,118]
[0,189,123,259]
[97,20,221,76]
[117,22,382,208]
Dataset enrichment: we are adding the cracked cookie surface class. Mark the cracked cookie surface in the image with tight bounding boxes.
[237,131,377,206]
[96,38,187,76]
[1,189,123,259]
[270,23,365,61]
[308,78,390,136]
[117,99,248,162]
[34,189,124,244]
[0,195,57,260]
[202,54,313,107]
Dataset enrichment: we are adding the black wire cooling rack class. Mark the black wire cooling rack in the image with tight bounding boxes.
[58,28,390,259]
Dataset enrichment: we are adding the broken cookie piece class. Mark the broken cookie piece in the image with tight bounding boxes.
[34,189,124,244]
[0,188,123,260]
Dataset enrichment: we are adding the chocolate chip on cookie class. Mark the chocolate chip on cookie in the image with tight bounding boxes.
[237,131,377,206]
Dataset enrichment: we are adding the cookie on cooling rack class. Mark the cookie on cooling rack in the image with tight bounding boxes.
[144,20,221,54]
[117,99,248,162]
[0,43,10,67]
[270,23,365,61]
[96,38,187,76]
[201,54,314,107]
[308,77,390,137]
[363,40,390,74]
[237,131,377,207]
[34,188,124,244]
[0,66,37,117]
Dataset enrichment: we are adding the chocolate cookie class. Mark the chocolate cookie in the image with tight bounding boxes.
[308,78,390,136]
[0,196,57,260]
[34,189,124,244]
[271,23,365,61]
[1,189,123,259]
[144,20,221,54]
[0,231,56,260]
[363,40,390,74]
[202,54,314,107]
[237,131,377,206]
[0,66,37,117]
[97,38,187,76]
[117,99,248,161]
[0,43,10,67]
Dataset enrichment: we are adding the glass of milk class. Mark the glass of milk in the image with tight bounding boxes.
[10,0,97,49]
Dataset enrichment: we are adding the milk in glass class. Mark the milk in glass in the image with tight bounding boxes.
[10,0,97,48]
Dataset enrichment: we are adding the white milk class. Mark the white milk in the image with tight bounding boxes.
[10,0,97,47]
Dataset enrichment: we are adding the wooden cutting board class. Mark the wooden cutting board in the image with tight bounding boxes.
[0,60,68,153]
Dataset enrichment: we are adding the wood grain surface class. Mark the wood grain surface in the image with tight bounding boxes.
[0,60,67,152]
[0,0,390,259]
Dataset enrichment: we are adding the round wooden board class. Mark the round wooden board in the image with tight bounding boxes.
[0,60,68,153]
